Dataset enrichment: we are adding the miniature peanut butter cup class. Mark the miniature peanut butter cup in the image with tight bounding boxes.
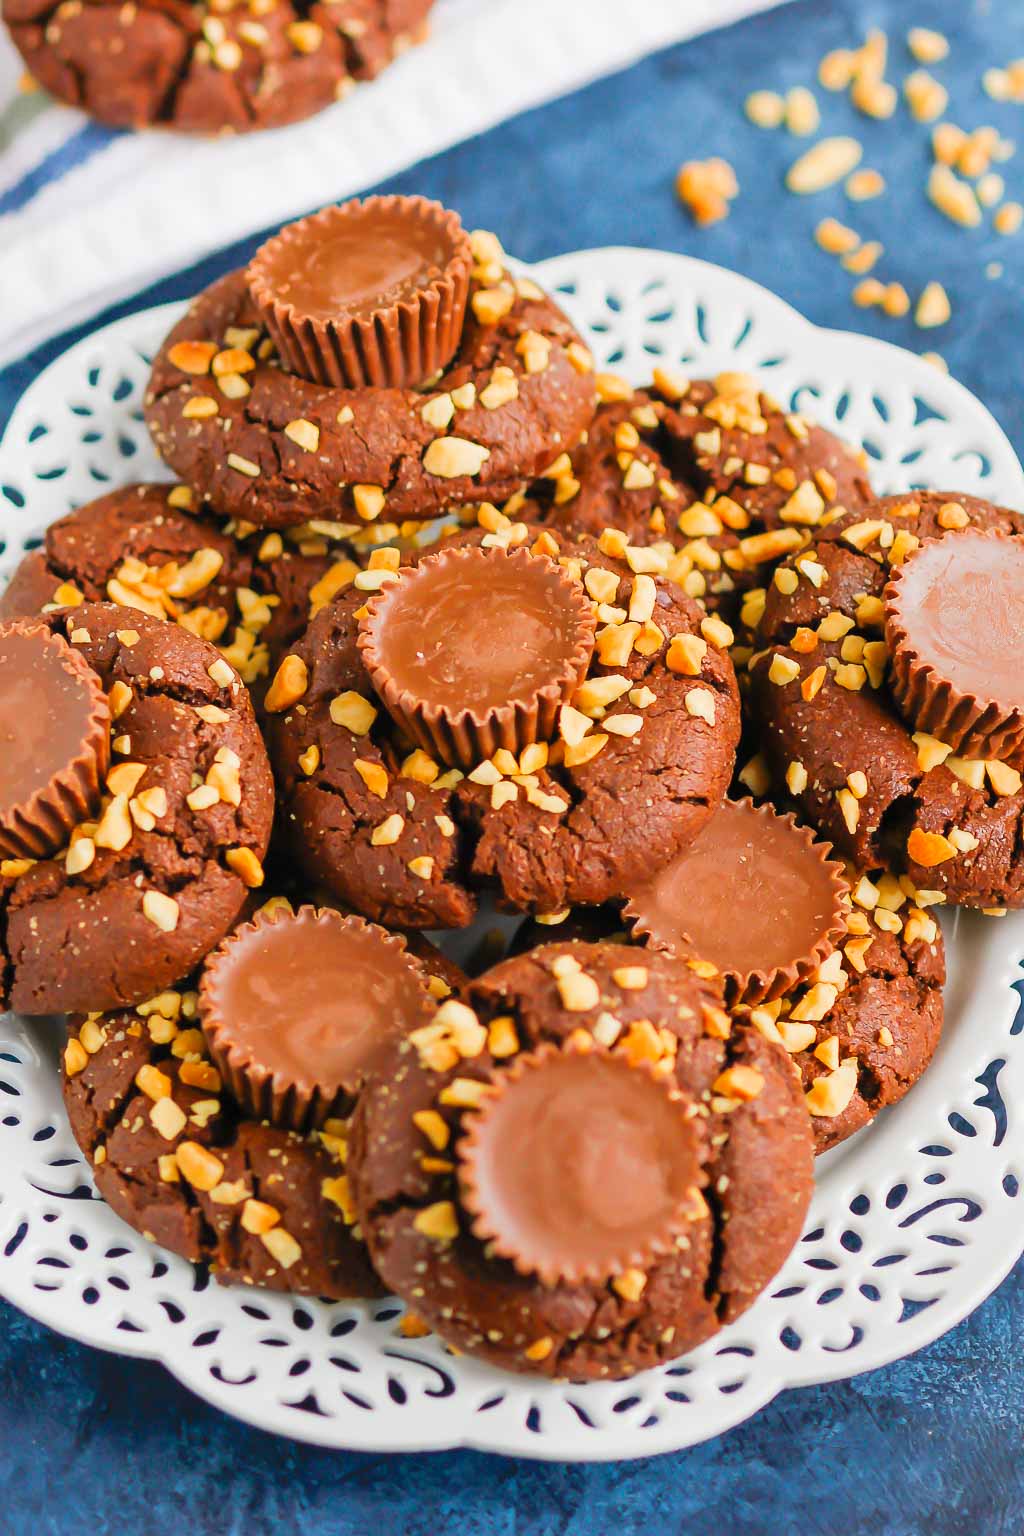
[885,528,1024,764]
[0,619,110,859]
[357,543,597,767]
[246,195,472,389]
[199,906,436,1132]
[624,798,848,1006]
[457,1044,704,1287]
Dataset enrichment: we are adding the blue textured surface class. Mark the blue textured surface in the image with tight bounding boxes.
[2,0,1023,1527]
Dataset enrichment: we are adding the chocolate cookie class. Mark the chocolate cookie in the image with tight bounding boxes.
[768,870,945,1154]
[61,919,458,1298]
[0,603,274,1014]
[144,220,596,530]
[659,373,874,540]
[0,482,361,693]
[263,523,741,928]
[5,0,433,133]
[348,940,815,1379]
[527,373,874,622]
[748,492,1024,908]
[519,829,945,1156]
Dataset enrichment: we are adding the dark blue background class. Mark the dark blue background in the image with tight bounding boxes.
[2,1,1022,1529]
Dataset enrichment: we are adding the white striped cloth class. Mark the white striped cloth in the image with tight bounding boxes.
[0,0,785,368]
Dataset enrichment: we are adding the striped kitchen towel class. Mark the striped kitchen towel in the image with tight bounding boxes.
[0,0,786,368]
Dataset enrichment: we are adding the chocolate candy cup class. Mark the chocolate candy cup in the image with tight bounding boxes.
[357,543,597,768]
[457,1042,704,1287]
[199,906,436,1132]
[247,195,472,389]
[885,527,1024,766]
[624,797,849,1006]
[0,619,110,859]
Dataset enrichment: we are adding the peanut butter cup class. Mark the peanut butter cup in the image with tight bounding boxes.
[199,906,436,1132]
[886,527,1024,765]
[357,543,597,767]
[247,195,472,389]
[457,1043,704,1287]
[0,619,110,859]
[624,798,848,1005]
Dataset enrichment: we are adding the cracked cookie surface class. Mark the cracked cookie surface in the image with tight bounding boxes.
[527,376,874,622]
[0,482,360,697]
[61,924,459,1295]
[517,854,946,1156]
[735,873,945,1154]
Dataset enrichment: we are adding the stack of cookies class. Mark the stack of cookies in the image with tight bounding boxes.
[8,191,1017,1382]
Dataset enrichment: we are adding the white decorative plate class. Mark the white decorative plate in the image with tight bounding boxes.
[1,248,1023,1461]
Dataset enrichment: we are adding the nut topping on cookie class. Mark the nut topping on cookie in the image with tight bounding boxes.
[146,207,596,530]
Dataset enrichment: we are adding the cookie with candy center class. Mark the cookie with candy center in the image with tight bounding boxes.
[145,212,597,530]
[264,524,741,928]
[0,603,274,1015]
[349,940,814,1379]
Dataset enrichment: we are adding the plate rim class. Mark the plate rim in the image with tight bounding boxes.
[1,244,1022,1460]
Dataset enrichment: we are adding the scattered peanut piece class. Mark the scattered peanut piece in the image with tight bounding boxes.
[816,217,860,255]
[915,281,951,328]
[676,158,739,224]
[846,168,886,201]
[746,89,785,128]
[842,240,883,275]
[928,163,982,228]
[977,172,1005,209]
[787,136,863,194]
[908,28,949,65]
[995,202,1023,236]
[905,69,948,123]
[882,282,911,318]
[819,49,857,92]
[852,74,897,120]
[785,86,820,136]
[852,277,887,308]
[984,62,1024,105]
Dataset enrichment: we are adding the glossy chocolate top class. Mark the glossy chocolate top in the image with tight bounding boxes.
[255,203,455,323]
[363,547,594,715]
[626,798,843,983]
[888,528,1024,706]
[458,1047,701,1285]
[0,625,102,813]
[202,910,434,1096]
